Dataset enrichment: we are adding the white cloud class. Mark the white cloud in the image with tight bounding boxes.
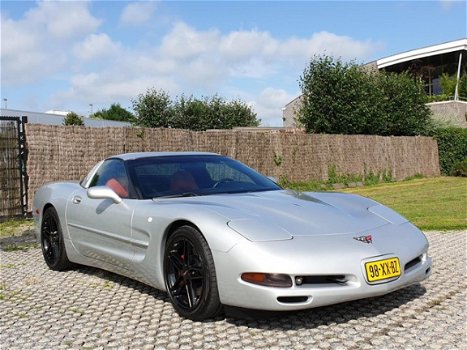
[73,34,121,61]
[120,1,158,26]
[220,30,278,61]
[50,21,380,121]
[1,1,101,86]
[251,88,298,126]
[2,1,381,124]
[26,1,101,40]
[159,22,221,61]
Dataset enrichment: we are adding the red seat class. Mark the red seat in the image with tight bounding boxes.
[106,178,129,198]
[170,171,198,192]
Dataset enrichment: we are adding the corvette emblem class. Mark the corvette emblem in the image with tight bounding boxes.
[354,235,373,244]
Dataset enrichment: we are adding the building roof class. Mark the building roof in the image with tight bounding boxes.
[377,38,467,69]
[0,108,131,127]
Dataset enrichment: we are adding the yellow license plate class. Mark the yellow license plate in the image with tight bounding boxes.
[365,257,401,282]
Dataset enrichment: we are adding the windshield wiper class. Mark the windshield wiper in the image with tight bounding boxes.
[154,192,199,199]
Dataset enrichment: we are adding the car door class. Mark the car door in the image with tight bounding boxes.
[66,159,136,270]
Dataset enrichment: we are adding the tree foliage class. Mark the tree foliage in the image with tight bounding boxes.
[63,112,84,126]
[298,55,433,136]
[172,95,260,131]
[90,103,135,122]
[132,88,259,130]
[430,127,467,176]
[132,89,174,128]
[440,73,467,99]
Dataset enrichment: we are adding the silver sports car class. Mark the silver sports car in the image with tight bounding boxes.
[33,152,432,320]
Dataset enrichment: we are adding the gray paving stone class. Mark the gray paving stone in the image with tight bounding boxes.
[1,231,465,349]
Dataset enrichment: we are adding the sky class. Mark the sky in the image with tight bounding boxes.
[1,1,466,126]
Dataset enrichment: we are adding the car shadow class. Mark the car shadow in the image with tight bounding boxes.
[73,265,427,330]
[223,284,427,329]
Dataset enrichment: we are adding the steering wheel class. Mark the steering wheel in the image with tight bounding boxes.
[212,178,234,188]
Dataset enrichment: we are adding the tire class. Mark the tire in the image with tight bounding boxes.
[40,207,72,271]
[164,225,223,320]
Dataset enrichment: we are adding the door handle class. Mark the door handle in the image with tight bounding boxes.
[72,196,82,204]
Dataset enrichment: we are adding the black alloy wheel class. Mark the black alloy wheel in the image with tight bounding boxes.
[40,207,71,271]
[164,225,222,320]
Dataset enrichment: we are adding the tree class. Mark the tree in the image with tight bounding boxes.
[298,55,432,136]
[90,103,135,122]
[63,112,84,126]
[172,95,259,131]
[298,56,381,134]
[132,89,260,130]
[440,73,467,99]
[132,88,174,128]
[375,72,432,136]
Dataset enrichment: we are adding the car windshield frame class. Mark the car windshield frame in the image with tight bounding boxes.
[126,155,282,199]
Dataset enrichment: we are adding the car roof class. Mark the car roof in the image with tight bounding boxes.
[112,152,220,161]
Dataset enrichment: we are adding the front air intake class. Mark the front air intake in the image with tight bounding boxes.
[277,296,309,303]
[300,275,347,285]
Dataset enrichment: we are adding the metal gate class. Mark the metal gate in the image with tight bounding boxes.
[0,116,28,219]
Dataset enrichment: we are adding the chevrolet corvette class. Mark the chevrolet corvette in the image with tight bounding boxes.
[33,152,432,320]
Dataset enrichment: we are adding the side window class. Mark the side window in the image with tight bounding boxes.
[89,159,129,198]
[206,161,253,183]
[80,161,103,188]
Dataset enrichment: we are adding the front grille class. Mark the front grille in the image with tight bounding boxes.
[301,275,347,285]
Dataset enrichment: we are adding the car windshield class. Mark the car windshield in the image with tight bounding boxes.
[127,155,281,199]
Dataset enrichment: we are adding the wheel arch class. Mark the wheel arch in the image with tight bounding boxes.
[161,219,203,265]
[39,203,55,227]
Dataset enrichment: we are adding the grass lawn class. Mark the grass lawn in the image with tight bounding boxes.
[340,177,467,231]
[0,177,465,238]
[0,219,34,239]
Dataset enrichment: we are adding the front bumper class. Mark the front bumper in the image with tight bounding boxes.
[213,223,432,311]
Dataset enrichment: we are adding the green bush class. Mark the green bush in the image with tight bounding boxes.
[450,158,467,177]
[440,73,467,99]
[63,112,84,126]
[430,127,467,176]
[298,55,432,136]
[440,73,457,97]
[90,103,135,122]
[132,89,259,130]
[426,94,452,103]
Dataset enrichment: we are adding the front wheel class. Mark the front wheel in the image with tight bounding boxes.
[41,207,72,271]
[164,225,222,320]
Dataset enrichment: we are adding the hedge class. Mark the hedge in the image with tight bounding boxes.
[431,127,467,176]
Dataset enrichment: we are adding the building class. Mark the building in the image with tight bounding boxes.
[283,38,467,128]
[0,109,131,127]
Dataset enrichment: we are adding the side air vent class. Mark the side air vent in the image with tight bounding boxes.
[404,256,422,271]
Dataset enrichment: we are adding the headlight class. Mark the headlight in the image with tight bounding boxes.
[241,273,292,288]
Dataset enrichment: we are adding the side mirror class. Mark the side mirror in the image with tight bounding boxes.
[87,186,122,204]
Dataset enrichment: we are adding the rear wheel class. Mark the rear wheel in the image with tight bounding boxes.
[41,207,71,271]
[164,225,222,320]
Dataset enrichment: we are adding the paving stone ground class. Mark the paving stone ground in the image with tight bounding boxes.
[1,231,465,350]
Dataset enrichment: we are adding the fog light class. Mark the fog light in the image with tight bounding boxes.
[241,273,292,288]
[295,276,303,285]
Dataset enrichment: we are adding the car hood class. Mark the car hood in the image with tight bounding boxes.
[157,190,397,241]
